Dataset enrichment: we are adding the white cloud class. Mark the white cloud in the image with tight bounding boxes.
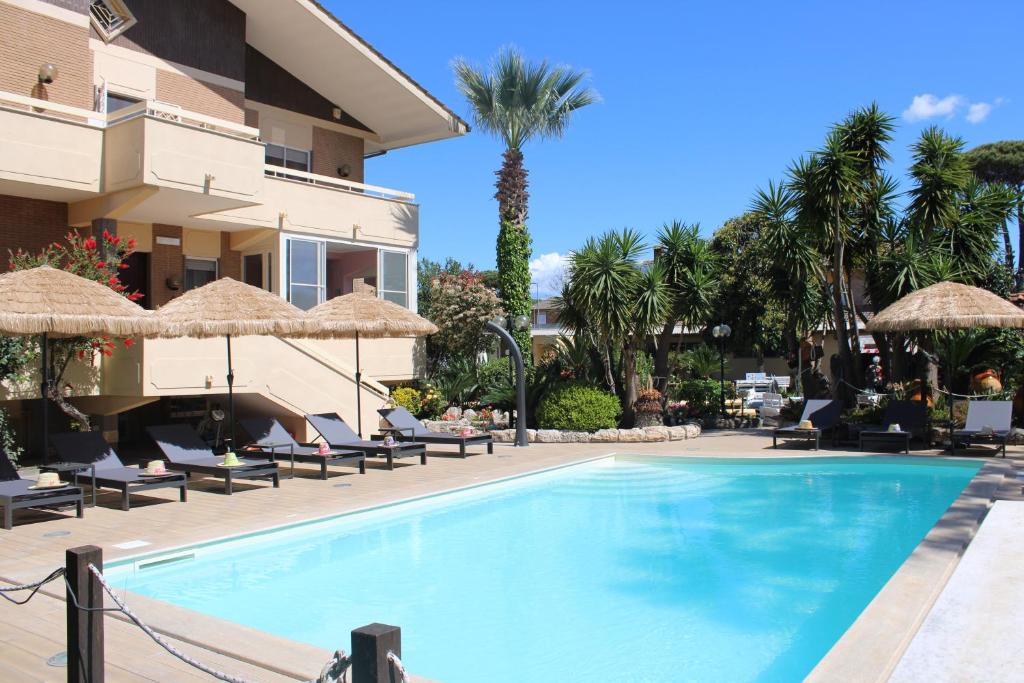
[902,94,965,122]
[529,252,568,296]
[966,102,992,124]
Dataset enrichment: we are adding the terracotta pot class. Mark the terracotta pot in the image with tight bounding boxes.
[971,369,1002,395]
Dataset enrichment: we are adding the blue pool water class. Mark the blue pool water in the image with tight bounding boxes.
[107,456,979,682]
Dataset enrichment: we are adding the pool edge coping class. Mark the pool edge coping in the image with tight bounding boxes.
[807,458,1013,683]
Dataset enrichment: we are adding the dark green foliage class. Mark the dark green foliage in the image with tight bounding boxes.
[536,384,621,431]
[496,214,533,357]
[672,379,730,417]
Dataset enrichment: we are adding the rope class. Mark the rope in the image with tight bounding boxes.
[838,379,1016,401]
[0,568,65,605]
[386,651,408,683]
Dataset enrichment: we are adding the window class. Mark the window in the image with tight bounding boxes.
[184,258,217,291]
[106,92,140,114]
[286,238,325,310]
[379,250,408,308]
[243,254,264,290]
[265,144,311,173]
[90,0,137,43]
[537,312,547,325]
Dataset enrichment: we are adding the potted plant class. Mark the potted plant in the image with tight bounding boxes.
[634,388,664,428]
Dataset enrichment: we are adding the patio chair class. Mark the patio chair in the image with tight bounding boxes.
[758,393,784,424]
[306,413,427,470]
[0,446,84,530]
[50,432,187,511]
[239,417,366,479]
[857,400,930,454]
[953,400,1013,457]
[772,399,841,450]
[146,424,280,494]
[378,406,493,458]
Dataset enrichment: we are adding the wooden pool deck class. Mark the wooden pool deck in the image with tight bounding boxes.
[0,431,1019,681]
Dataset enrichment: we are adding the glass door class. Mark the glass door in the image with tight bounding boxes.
[285,237,325,310]
[378,249,408,307]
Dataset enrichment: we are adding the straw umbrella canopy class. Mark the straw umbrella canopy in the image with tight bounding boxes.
[152,277,313,445]
[866,281,1024,443]
[305,292,438,436]
[0,265,162,461]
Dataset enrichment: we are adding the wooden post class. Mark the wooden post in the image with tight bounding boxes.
[351,623,401,683]
[66,545,104,683]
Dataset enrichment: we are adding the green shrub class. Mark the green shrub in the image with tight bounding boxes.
[477,357,511,391]
[674,379,727,416]
[390,386,422,416]
[536,384,621,431]
[0,408,21,468]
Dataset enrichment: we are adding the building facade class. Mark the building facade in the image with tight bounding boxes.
[0,0,467,449]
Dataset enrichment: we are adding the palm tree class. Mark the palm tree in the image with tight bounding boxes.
[454,48,598,356]
[652,221,719,393]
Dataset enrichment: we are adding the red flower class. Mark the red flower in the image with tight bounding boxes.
[128,292,144,301]
[119,263,129,269]
[102,230,111,240]
[83,237,97,250]
[123,338,136,348]
[126,238,136,249]
[96,261,106,268]
[110,236,121,246]
[108,275,119,286]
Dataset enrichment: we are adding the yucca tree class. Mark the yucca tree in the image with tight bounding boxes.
[454,48,598,356]
[563,229,669,424]
[652,221,719,393]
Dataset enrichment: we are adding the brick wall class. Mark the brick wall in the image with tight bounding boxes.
[0,194,75,255]
[312,127,364,183]
[156,71,244,124]
[150,224,183,308]
[0,2,92,109]
[219,232,240,281]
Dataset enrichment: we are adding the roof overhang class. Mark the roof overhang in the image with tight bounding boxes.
[228,0,468,153]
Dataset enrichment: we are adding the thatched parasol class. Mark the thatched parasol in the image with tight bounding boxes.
[866,281,1024,444]
[152,278,312,445]
[0,265,161,461]
[306,292,438,436]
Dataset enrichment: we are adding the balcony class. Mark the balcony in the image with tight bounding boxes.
[196,166,419,248]
[0,92,104,201]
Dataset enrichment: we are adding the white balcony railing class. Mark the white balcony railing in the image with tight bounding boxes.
[263,165,415,203]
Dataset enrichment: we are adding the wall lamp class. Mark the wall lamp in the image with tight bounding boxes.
[38,63,58,84]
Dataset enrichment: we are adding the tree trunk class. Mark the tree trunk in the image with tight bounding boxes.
[844,270,864,384]
[1017,195,1024,289]
[622,343,638,427]
[47,350,90,430]
[653,320,676,395]
[1000,218,1013,273]
[601,342,617,396]
[831,227,855,406]
[495,147,533,360]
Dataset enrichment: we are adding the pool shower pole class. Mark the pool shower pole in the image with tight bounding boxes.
[485,319,528,447]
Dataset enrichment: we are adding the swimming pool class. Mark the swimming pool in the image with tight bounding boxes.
[107,456,979,682]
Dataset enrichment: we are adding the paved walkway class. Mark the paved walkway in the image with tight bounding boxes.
[0,431,1018,681]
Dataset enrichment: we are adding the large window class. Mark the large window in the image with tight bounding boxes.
[184,257,217,291]
[379,250,408,307]
[286,238,325,310]
[106,92,141,113]
[265,144,311,174]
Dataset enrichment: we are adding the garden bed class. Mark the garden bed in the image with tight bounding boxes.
[421,419,702,444]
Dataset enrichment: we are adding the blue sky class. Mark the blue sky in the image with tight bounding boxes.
[327,0,1023,292]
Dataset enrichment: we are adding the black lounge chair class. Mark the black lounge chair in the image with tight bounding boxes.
[378,406,493,458]
[773,399,842,450]
[239,417,366,479]
[953,400,1013,457]
[858,400,930,453]
[146,424,280,495]
[306,413,427,470]
[50,432,187,511]
[0,447,84,530]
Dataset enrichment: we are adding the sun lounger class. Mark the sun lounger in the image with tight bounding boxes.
[146,424,280,494]
[773,399,841,450]
[1,446,84,530]
[858,400,930,453]
[306,413,427,470]
[239,417,366,479]
[953,400,1012,457]
[378,406,493,458]
[49,432,187,511]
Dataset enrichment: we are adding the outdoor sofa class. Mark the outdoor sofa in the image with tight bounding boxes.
[952,400,1012,457]
[378,406,494,458]
[50,431,187,511]
[147,424,280,495]
[772,399,842,450]
[239,417,366,479]
[857,400,930,453]
[306,413,427,470]
[1,446,84,530]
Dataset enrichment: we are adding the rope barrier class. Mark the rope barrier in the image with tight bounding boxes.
[386,651,408,683]
[837,378,1016,401]
[0,568,65,605]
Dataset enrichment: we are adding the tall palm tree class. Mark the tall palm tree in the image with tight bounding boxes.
[454,48,598,356]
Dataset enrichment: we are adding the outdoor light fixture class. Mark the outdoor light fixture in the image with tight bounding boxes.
[711,324,732,416]
[513,314,530,330]
[491,315,507,328]
[38,63,58,84]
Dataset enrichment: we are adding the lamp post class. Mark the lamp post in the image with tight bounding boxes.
[711,324,732,416]
[486,314,530,447]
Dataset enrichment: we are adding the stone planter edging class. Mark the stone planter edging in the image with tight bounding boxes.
[422,423,702,444]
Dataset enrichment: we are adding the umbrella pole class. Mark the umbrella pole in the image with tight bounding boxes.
[40,332,49,464]
[226,334,235,449]
[947,337,954,450]
[355,331,362,438]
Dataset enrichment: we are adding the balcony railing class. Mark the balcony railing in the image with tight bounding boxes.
[263,165,415,203]
[106,100,260,140]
